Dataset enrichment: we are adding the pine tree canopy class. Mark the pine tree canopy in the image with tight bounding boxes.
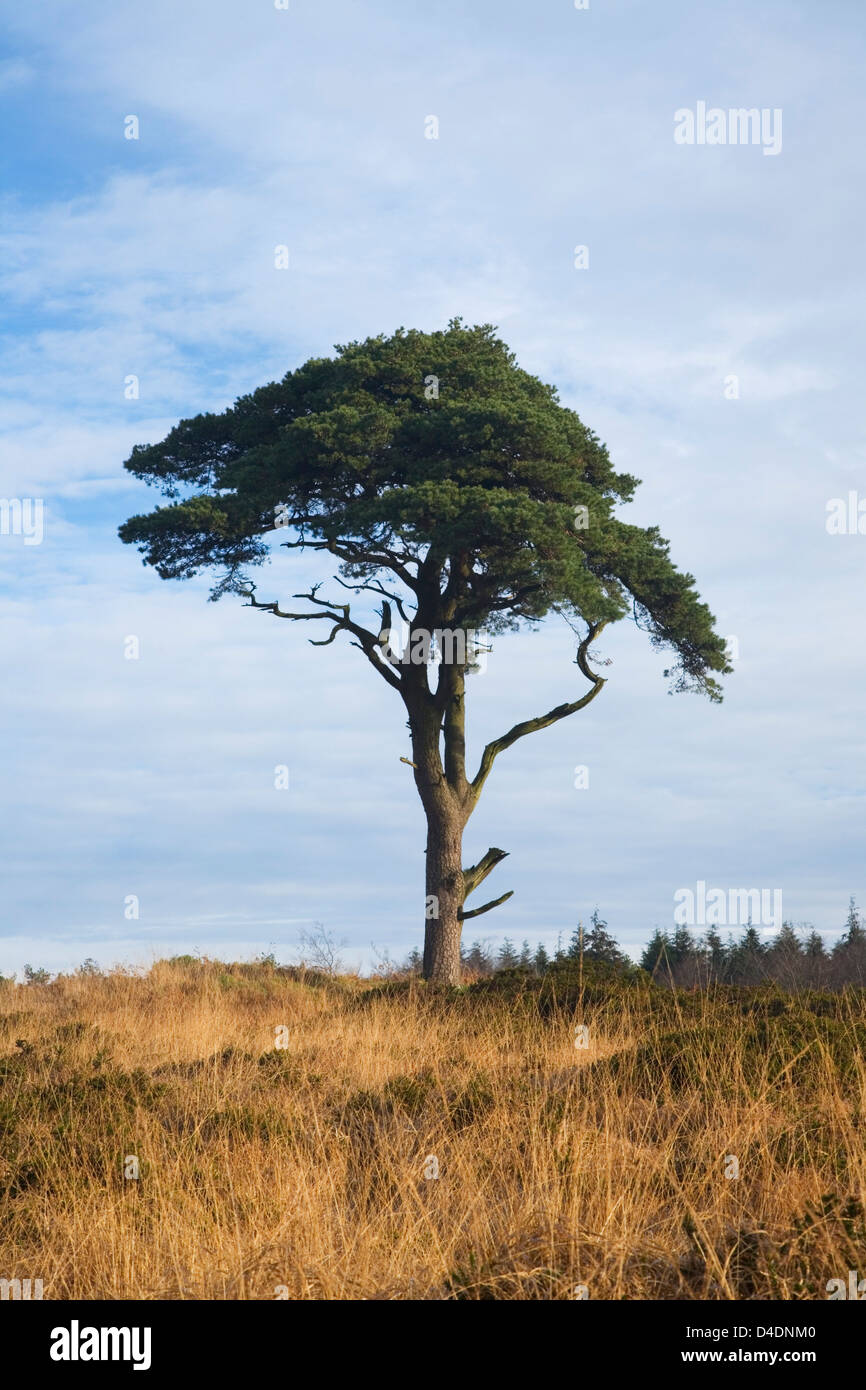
[119,321,730,699]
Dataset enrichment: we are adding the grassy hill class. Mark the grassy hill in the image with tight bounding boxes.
[1,958,863,1299]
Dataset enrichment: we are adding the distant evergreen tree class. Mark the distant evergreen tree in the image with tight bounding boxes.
[583,908,626,966]
[405,947,423,976]
[518,939,533,969]
[801,928,829,988]
[832,897,866,985]
[838,898,866,955]
[703,928,727,982]
[664,924,700,985]
[803,928,827,959]
[567,922,583,960]
[552,933,567,967]
[462,939,494,975]
[774,921,801,951]
[496,938,519,970]
[768,921,804,988]
[729,921,768,985]
[843,896,864,941]
[670,925,696,965]
[533,942,550,975]
[640,928,671,978]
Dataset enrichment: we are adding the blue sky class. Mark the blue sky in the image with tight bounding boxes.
[1,0,864,975]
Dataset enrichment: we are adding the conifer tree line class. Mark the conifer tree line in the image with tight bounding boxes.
[400,899,866,989]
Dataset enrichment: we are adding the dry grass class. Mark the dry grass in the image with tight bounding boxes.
[0,959,864,1299]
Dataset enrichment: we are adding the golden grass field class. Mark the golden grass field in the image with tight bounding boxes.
[1,958,864,1300]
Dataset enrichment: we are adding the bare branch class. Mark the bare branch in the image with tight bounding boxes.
[462,847,509,900]
[459,890,514,921]
[471,620,608,797]
[309,625,343,647]
[240,583,404,693]
[240,587,340,623]
[333,574,413,624]
[305,536,420,591]
[272,535,332,551]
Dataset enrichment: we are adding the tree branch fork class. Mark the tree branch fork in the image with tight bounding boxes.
[240,578,608,927]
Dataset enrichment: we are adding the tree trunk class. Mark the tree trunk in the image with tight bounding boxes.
[422,800,466,985]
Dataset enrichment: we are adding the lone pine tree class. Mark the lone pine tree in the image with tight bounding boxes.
[119,321,729,985]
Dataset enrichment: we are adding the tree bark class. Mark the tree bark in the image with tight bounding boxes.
[423,800,466,985]
[407,574,603,984]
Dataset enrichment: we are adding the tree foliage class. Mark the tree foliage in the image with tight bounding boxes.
[119,320,730,699]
